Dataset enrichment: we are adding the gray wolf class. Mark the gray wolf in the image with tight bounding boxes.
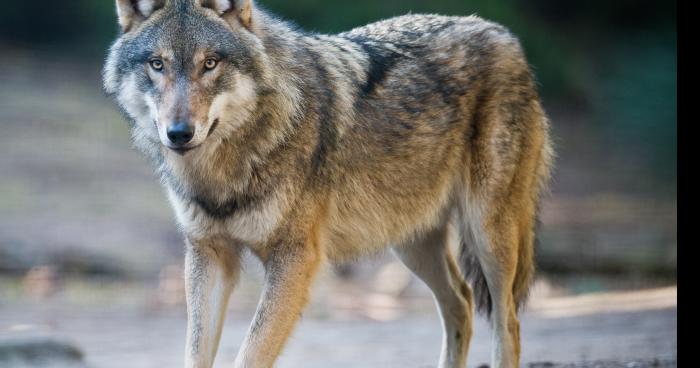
[103,0,554,367]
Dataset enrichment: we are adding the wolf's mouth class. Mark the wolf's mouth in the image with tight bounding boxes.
[207,118,220,137]
[169,145,199,156]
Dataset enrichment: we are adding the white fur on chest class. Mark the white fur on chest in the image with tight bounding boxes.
[166,187,283,246]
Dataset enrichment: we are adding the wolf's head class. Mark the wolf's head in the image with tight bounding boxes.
[104,0,262,156]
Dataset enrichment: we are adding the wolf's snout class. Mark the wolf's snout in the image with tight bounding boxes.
[167,122,195,146]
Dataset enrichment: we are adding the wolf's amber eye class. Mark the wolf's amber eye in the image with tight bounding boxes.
[204,58,218,71]
[149,59,164,71]
[148,59,163,71]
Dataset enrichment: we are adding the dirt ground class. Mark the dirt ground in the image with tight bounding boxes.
[0,272,677,368]
[0,308,678,368]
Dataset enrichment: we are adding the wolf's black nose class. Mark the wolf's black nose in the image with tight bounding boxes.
[167,122,194,146]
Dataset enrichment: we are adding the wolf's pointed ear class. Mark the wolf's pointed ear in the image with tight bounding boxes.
[200,0,254,30]
[116,0,166,32]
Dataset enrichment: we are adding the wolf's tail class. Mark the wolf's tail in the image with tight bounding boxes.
[460,116,552,319]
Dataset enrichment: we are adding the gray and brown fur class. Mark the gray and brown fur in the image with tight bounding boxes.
[104,0,554,367]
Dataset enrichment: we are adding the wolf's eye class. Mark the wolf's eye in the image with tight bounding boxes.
[204,58,218,71]
[149,59,163,71]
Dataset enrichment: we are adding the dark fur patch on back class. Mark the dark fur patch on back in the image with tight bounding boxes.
[344,36,403,97]
[305,49,338,176]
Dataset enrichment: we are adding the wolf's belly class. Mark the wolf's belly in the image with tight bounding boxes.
[323,174,457,262]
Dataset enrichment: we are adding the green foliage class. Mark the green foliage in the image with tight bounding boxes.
[591,30,677,185]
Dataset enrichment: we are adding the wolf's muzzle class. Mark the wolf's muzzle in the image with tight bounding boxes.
[167,122,195,146]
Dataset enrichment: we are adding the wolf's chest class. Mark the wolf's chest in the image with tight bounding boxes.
[166,187,284,246]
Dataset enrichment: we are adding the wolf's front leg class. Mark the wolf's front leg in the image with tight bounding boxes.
[184,239,241,368]
[234,242,321,368]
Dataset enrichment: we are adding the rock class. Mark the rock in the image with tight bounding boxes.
[529,362,557,368]
[0,337,86,367]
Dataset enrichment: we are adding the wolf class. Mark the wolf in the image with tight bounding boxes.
[103,0,553,367]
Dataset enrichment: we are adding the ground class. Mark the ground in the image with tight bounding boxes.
[0,269,677,367]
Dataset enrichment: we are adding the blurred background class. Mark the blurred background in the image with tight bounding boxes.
[0,1,676,367]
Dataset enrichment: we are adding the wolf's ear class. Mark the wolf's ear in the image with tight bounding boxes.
[116,0,166,32]
[200,0,254,30]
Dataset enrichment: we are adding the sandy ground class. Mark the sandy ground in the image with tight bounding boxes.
[0,278,677,368]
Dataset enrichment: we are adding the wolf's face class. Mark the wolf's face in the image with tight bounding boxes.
[104,0,259,155]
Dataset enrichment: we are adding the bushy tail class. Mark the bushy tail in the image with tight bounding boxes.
[460,114,552,319]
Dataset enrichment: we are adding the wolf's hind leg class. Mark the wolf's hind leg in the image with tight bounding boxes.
[392,223,473,368]
[184,239,240,368]
[466,212,524,368]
